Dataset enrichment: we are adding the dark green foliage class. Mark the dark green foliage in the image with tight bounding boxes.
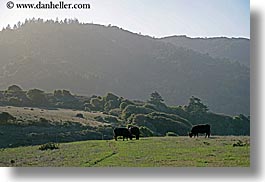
[139,126,154,137]
[39,142,59,150]
[108,108,122,117]
[104,116,119,123]
[148,91,164,105]
[54,89,75,101]
[104,100,120,111]
[62,90,73,97]
[94,116,105,122]
[0,86,250,149]
[54,90,63,98]
[121,105,154,120]
[90,98,104,111]
[148,112,192,127]
[26,89,47,106]
[84,103,93,111]
[144,102,169,113]
[166,106,189,119]
[0,119,106,148]
[120,100,134,110]
[185,96,209,114]
[143,103,157,111]
[95,126,114,140]
[130,112,190,136]
[145,92,170,113]
[103,93,119,102]
[94,115,119,124]
[188,112,250,136]
[0,112,16,124]
[53,89,78,109]
[7,97,22,106]
[7,85,23,92]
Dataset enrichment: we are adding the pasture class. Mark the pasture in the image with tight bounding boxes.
[0,136,250,167]
[0,106,107,127]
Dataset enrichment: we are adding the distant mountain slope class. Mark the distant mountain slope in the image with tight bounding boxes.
[160,36,250,67]
[0,21,249,115]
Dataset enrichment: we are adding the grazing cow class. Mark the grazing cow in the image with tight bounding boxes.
[189,124,211,138]
[113,127,131,141]
[128,126,140,140]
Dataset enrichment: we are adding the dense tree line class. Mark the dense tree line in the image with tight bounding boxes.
[0,85,250,138]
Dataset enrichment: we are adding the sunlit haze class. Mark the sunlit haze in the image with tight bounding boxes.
[0,0,250,38]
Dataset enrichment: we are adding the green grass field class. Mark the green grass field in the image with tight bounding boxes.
[0,136,250,167]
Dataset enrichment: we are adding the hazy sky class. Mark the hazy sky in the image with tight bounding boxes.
[0,0,250,38]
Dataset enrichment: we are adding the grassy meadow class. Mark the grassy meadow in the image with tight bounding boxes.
[0,136,250,167]
[0,106,107,127]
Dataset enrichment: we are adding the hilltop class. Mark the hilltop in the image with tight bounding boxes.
[161,35,250,67]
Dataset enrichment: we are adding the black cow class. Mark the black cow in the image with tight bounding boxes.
[128,126,140,140]
[189,124,211,138]
[113,127,132,141]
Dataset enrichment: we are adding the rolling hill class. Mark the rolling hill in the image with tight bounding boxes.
[161,35,250,67]
[0,20,250,115]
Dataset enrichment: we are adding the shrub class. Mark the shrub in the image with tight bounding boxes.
[94,116,105,122]
[143,103,157,111]
[119,100,134,110]
[8,97,22,106]
[139,126,154,137]
[109,108,122,117]
[166,132,178,137]
[103,92,119,102]
[76,113,84,118]
[104,100,120,111]
[104,116,119,123]
[26,89,47,106]
[232,140,247,147]
[0,112,16,124]
[131,113,190,136]
[39,142,59,150]
[121,105,154,120]
[90,98,104,111]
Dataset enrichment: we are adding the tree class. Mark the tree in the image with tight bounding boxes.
[64,18,68,24]
[148,91,164,105]
[90,98,104,111]
[185,96,209,114]
[7,85,23,92]
[103,92,119,102]
[62,90,73,97]
[54,90,63,98]
[17,21,21,28]
[102,93,120,111]
[6,24,11,30]
[73,18,79,24]
[26,89,47,106]
[8,97,22,106]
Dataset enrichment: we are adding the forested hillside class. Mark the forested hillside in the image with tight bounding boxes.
[161,35,250,67]
[0,19,249,115]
